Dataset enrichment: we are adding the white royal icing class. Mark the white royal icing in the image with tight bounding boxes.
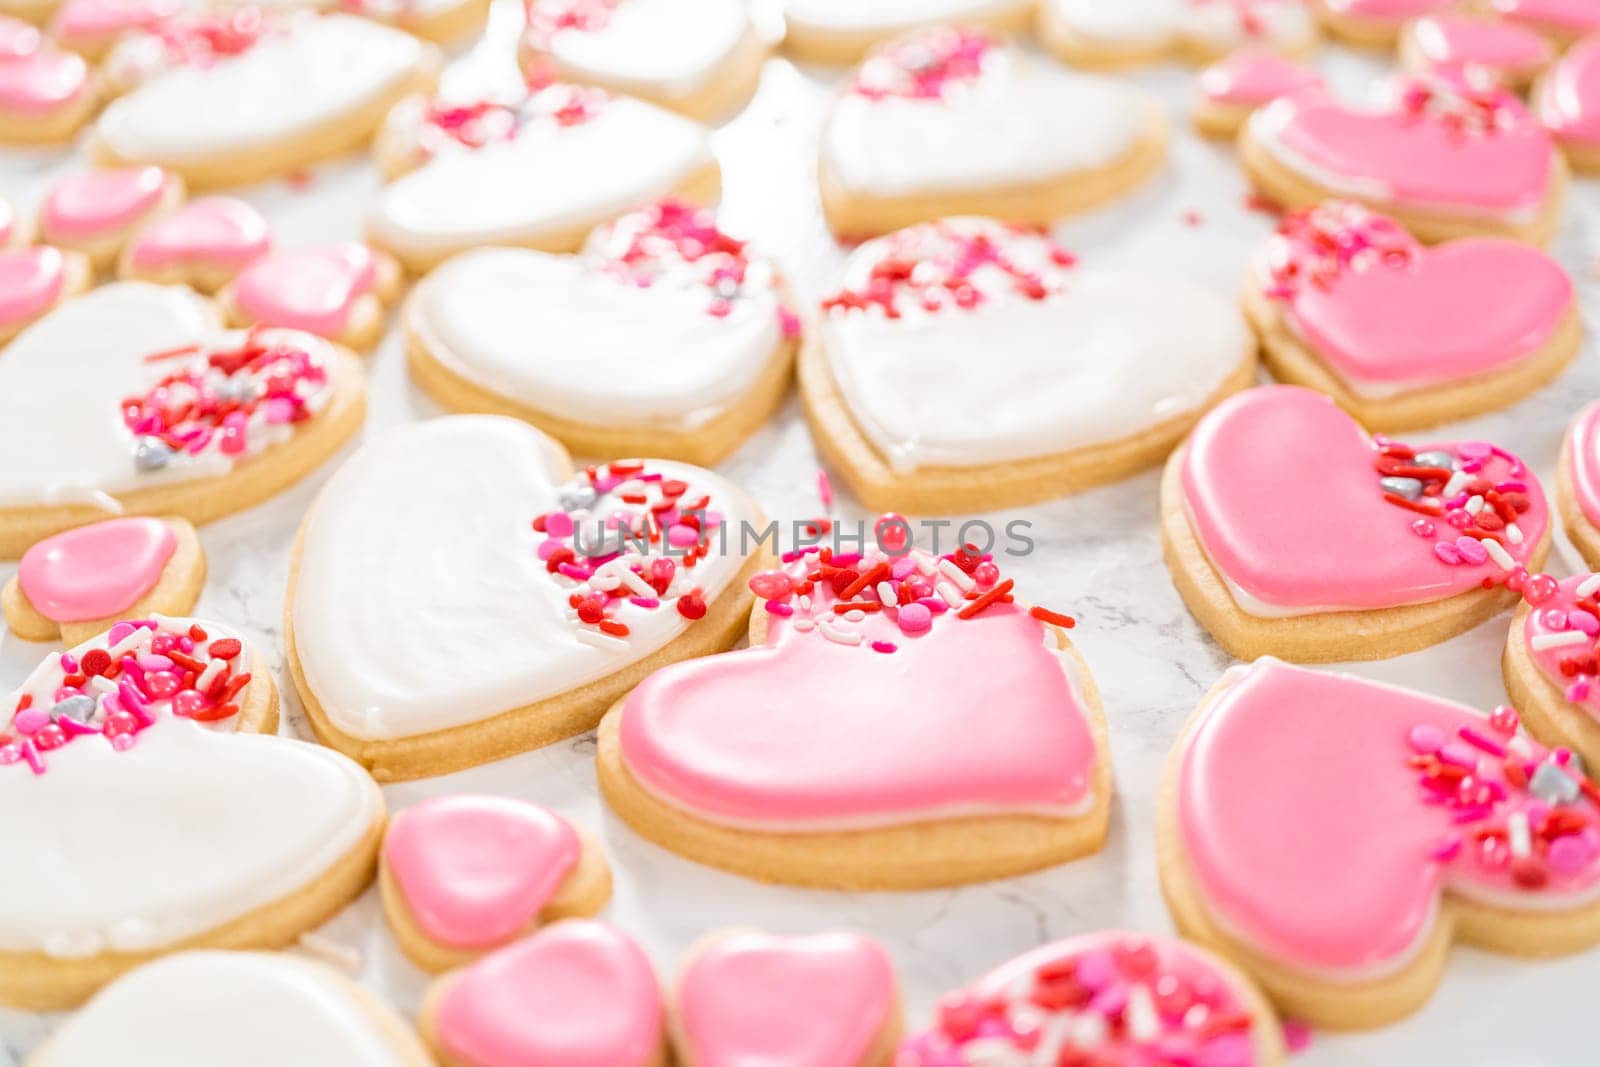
[367,94,714,258]
[822,47,1154,198]
[784,0,1026,36]
[821,220,1251,472]
[291,415,757,742]
[97,15,425,163]
[1047,0,1314,53]
[529,0,752,100]
[0,283,339,511]
[32,952,425,1066]
[413,246,781,427]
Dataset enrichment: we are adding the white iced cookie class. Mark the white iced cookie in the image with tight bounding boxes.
[284,415,766,781]
[1039,0,1318,67]
[93,12,439,187]
[803,218,1256,513]
[405,200,798,464]
[820,27,1166,237]
[517,0,767,121]
[0,619,383,1009]
[781,0,1035,63]
[27,952,431,1066]
[367,84,719,273]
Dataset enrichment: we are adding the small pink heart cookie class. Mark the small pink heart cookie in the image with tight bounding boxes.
[2,515,203,644]
[674,931,900,1067]
[119,195,272,293]
[1039,0,1318,69]
[37,165,185,269]
[1400,13,1554,89]
[897,931,1284,1066]
[1193,47,1324,138]
[421,919,666,1067]
[1242,201,1578,429]
[1504,572,1600,779]
[1492,0,1600,46]
[1536,32,1600,173]
[1313,0,1455,46]
[380,795,613,973]
[1162,385,1549,662]
[1242,71,1565,245]
[219,242,400,351]
[0,244,90,344]
[597,540,1112,889]
[0,25,95,144]
[819,28,1166,237]
[1160,658,1600,1027]
[1559,400,1600,569]
[49,0,182,60]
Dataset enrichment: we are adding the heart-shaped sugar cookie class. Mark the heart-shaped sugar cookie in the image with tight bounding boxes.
[221,243,399,351]
[285,414,763,781]
[405,200,797,465]
[1400,13,1554,89]
[1536,33,1600,173]
[368,84,718,273]
[1243,201,1578,428]
[29,951,433,1066]
[381,795,612,972]
[0,282,366,558]
[38,166,182,270]
[1243,73,1564,245]
[1040,0,1317,68]
[1193,47,1323,138]
[0,33,94,143]
[0,245,88,343]
[120,196,271,292]
[1559,400,1600,569]
[1503,573,1600,781]
[1160,658,1600,1027]
[819,29,1165,236]
[0,617,382,1009]
[422,920,664,1067]
[805,218,1253,513]
[897,930,1284,1065]
[781,0,1035,63]
[1165,385,1548,661]
[597,542,1111,888]
[674,931,900,1067]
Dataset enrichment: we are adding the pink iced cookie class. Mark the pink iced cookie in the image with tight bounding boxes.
[1162,658,1600,1027]
[0,37,92,142]
[423,920,665,1067]
[1506,572,1600,777]
[675,932,899,1067]
[1536,33,1600,171]
[1243,72,1563,244]
[599,544,1111,889]
[0,246,74,339]
[221,243,397,350]
[0,15,39,60]
[1194,48,1323,137]
[1402,13,1554,86]
[1492,0,1600,42]
[120,195,270,292]
[1316,0,1454,44]
[1562,400,1600,564]
[50,0,182,58]
[39,166,182,265]
[380,795,612,972]
[898,931,1285,1066]
[1244,201,1577,426]
[1165,385,1549,661]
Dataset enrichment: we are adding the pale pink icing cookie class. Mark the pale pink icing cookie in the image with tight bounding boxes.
[221,243,397,350]
[1243,72,1564,244]
[1194,47,1322,136]
[18,516,175,622]
[675,932,899,1067]
[1402,13,1554,85]
[897,931,1284,1066]
[1162,658,1600,1026]
[598,542,1111,888]
[1536,33,1600,170]
[120,195,271,291]
[0,40,92,137]
[50,0,182,57]
[424,919,664,1067]
[1244,201,1577,425]
[0,246,71,336]
[39,167,180,263]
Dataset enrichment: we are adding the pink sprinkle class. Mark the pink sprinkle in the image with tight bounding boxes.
[12,709,47,735]
[536,538,563,560]
[816,469,833,509]
[833,552,863,568]
[1454,536,1488,565]
[1458,726,1507,758]
[764,601,794,616]
[1541,608,1571,630]
[870,640,897,654]
[1430,836,1463,862]
[1568,681,1591,703]
[1282,1021,1313,1053]
[557,562,590,581]
[628,596,659,609]
[1409,723,1445,754]
[778,307,801,338]
[1549,834,1596,875]
[58,654,78,674]
[1411,519,1435,538]
[1571,610,1599,636]
[890,557,917,581]
[21,741,44,775]
[666,524,699,548]
[898,602,933,634]
[545,512,574,538]
[1434,541,1462,565]
[107,621,138,645]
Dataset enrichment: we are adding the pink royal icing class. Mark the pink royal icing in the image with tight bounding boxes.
[1522,574,1600,718]
[0,46,89,116]
[230,244,377,337]
[1177,659,1600,975]
[17,517,177,623]
[53,0,183,44]
[1409,14,1553,78]
[385,796,581,950]
[1259,201,1571,392]
[43,166,171,242]
[619,546,1098,829]
[1327,0,1451,17]
[1181,386,1548,613]
[1567,400,1600,528]
[1537,34,1600,147]
[0,15,40,59]
[1257,74,1554,218]
[126,196,271,272]
[678,932,896,1067]
[1199,49,1322,108]
[0,247,66,328]
[431,920,662,1067]
[1492,0,1600,34]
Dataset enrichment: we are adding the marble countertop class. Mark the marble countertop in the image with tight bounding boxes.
[3,4,1598,1063]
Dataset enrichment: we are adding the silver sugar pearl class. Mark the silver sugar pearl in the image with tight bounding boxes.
[1412,450,1455,470]
[1379,476,1423,500]
[1529,761,1581,806]
[713,278,742,300]
[50,694,98,722]
[559,486,598,512]
[133,436,173,471]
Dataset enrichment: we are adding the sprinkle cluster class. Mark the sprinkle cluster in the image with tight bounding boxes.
[523,0,618,49]
[821,221,1074,320]
[420,99,521,151]
[897,937,1258,1067]
[533,460,720,650]
[111,6,268,84]
[1394,72,1526,136]
[122,331,331,475]
[418,84,606,157]
[1408,707,1600,889]
[852,27,995,102]
[590,199,800,334]
[1525,574,1600,709]
[1372,438,1535,581]
[1260,201,1415,299]
[1,620,250,775]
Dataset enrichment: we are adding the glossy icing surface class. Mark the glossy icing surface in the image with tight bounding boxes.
[42,166,171,241]
[1538,35,1600,147]
[1568,400,1600,527]
[126,196,272,271]
[1408,13,1552,77]
[231,243,376,336]
[17,517,176,622]
[1492,0,1600,33]
[1198,48,1322,107]
[52,0,181,44]
[0,45,89,115]
[0,246,66,327]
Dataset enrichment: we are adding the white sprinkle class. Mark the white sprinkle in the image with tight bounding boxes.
[1509,733,1534,759]
[1484,538,1515,570]
[1444,470,1471,498]
[817,619,862,645]
[1578,574,1600,600]
[938,559,975,592]
[106,627,153,660]
[1531,630,1589,651]
[797,594,812,613]
[1508,811,1531,859]
[844,609,866,622]
[1071,1012,1108,1049]
[587,570,622,592]
[576,629,628,651]
[89,676,118,696]
[913,553,937,577]
[1464,494,1484,515]
[792,617,815,633]
[616,566,656,598]
[1506,522,1524,545]
[954,1038,1024,1066]
[1125,984,1159,1044]
[937,581,964,609]
[876,580,897,606]
[195,658,227,692]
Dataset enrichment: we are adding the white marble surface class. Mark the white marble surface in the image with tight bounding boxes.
[3,3,1599,1063]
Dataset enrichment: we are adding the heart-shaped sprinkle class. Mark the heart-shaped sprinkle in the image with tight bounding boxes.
[126,196,271,272]
[230,244,377,337]
[429,920,663,1067]
[42,166,172,242]
[385,796,582,951]
[17,517,177,624]
[0,247,67,329]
